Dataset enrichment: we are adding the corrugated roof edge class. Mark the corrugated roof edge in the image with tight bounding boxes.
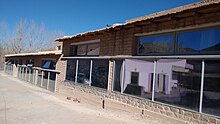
[56,0,220,41]
[55,24,123,41]
[5,50,62,57]
[126,0,220,24]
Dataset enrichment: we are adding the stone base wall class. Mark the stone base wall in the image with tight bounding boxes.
[62,81,220,124]
[56,56,67,92]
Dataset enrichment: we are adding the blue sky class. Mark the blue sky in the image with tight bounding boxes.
[0,0,201,36]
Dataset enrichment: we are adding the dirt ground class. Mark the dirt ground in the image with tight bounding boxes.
[0,71,187,124]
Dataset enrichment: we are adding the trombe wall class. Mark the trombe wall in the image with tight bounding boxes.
[56,1,220,124]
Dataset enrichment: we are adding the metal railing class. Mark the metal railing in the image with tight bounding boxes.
[17,65,60,92]
[4,63,13,75]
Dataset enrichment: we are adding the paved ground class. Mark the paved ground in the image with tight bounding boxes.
[0,72,186,124]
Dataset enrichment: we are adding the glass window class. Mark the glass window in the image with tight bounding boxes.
[42,60,55,70]
[138,33,174,55]
[57,46,61,50]
[77,45,87,55]
[177,28,220,54]
[87,43,100,55]
[91,59,109,89]
[154,59,201,111]
[70,45,77,56]
[66,60,76,82]
[72,43,100,56]
[42,61,51,69]
[202,60,220,116]
[122,59,154,99]
[113,60,123,92]
[77,60,90,85]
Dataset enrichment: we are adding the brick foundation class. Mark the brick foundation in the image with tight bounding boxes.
[56,55,67,92]
[61,81,220,124]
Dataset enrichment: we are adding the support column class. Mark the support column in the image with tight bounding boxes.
[152,60,157,101]
[121,60,125,94]
[107,60,114,92]
[199,60,205,113]
[75,59,79,83]
[35,69,38,85]
[47,72,50,90]
[41,71,44,87]
[12,64,18,78]
[89,60,93,86]
[55,54,67,93]
[4,62,6,72]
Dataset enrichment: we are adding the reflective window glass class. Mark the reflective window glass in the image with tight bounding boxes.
[203,60,220,116]
[77,45,87,55]
[138,33,174,55]
[66,60,76,82]
[177,28,220,54]
[77,60,90,85]
[154,59,201,111]
[113,60,123,92]
[122,59,154,100]
[87,43,100,55]
[91,59,109,89]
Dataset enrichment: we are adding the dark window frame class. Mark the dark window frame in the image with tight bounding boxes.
[137,32,176,56]
[57,46,61,50]
[76,44,88,56]
[71,42,100,56]
[175,26,220,55]
[137,26,220,56]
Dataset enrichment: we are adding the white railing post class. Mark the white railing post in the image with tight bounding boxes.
[6,65,8,74]
[28,68,31,82]
[7,65,9,74]
[107,60,112,91]
[18,66,21,78]
[25,67,28,81]
[41,71,44,87]
[152,60,157,101]
[5,64,7,73]
[13,64,18,78]
[89,60,93,86]
[75,59,79,83]
[32,69,35,84]
[9,65,11,75]
[10,65,12,74]
[112,60,116,92]
[199,60,205,113]
[17,66,19,78]
[11,64,14,75]
[22,67,25,80]
[54,72,58,92]
[35,69,38,85]
[121,60,125,94]
[4,62,6,72]
[47,72,50,90]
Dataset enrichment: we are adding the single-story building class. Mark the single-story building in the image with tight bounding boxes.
[5,50,62,69]
[55,0,220,123]
[4,0,220,123]
[4,50,62,92]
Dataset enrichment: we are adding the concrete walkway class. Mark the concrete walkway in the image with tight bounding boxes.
[0,72,186,124]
